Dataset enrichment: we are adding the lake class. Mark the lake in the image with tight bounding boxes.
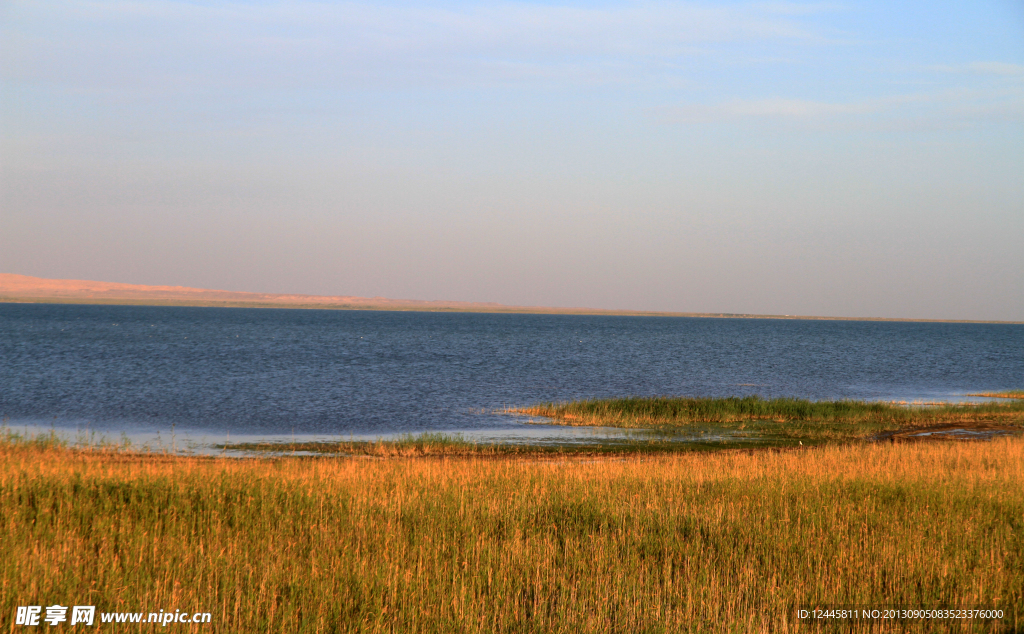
[1,303,1021,448]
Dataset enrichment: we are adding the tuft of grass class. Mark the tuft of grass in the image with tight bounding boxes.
[0,425,67,450]
[2,438,1022,632]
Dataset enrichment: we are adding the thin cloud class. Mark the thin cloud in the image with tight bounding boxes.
[655,88,1024,129]
[931,62,1024,77]
[658,94,918,122]
[1,0,844,90]
[752,2,847,16]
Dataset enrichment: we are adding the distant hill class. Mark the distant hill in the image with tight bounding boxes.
[2,273,1017,323]
[0,273,618,314]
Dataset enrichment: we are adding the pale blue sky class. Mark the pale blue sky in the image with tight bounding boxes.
[2,0,1022,319]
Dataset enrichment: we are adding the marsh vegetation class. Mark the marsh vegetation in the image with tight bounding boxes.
[970,390,1024,399]
[512,396,1024,446]
[2,432,1022,632]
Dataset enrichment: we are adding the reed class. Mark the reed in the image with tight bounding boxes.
[2,436,1021,632]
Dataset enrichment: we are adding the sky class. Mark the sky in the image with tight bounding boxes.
[1,0,1022,320]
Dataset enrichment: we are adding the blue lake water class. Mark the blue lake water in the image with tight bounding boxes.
[1,303,1022,448]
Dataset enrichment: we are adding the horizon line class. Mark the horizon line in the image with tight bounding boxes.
[1,272,1021,325]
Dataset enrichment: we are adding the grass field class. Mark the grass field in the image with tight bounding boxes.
[2,434,1022,632]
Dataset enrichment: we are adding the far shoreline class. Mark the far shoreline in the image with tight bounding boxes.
[1,273,1021,324]
[2,296,1022,325]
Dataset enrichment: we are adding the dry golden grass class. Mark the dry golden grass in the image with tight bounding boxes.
[2,438,1022,632]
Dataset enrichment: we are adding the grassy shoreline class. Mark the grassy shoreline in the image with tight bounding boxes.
[2,437,1022,632]
[5,296,1024,324]
[215,435,713,457]
[970,390,1024,399]
[511,396,1024,446]
[11,395,1023,459]
[223,397,1024,457]
[213,431,827,457]
[515,395,1024,426]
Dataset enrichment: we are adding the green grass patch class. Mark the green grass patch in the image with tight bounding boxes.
[969,390,1024,399]
[513,396,1024,445]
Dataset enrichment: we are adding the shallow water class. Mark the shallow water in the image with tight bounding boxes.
[2,303,1022,449]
